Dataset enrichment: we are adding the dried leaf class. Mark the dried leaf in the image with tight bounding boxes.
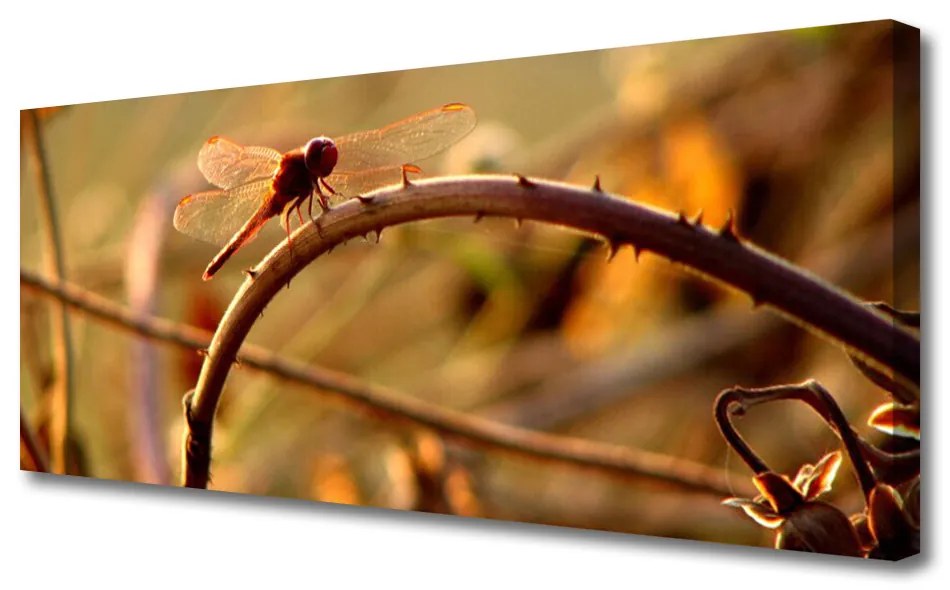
[868,402,920,440]
[798,451,843,501]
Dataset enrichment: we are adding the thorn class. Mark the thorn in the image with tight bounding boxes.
[400,163,421,188]
[374,228,383,244]
[515,174,536,189]
[691,209,704,227]
[181,390,196,425]
[604,238,620,262]
[592,175,603,192]
[632,245,642,262]
[233,356,243,368]
[676,211,690,228]
[514,217,523,229]
[197,348,208,358]
[243,268,258,279]
[356,194,374,204]
[474,211,485,223]
[718,209,740,243]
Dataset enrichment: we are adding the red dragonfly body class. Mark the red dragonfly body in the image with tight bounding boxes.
[174,103,476,280]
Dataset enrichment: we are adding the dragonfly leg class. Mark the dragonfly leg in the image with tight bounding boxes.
[280,205,289,235]
[282,205,295,264]
[320,177,338,196]
[304,192,325,239]
[313,184,329,213]
[317,178,336,211]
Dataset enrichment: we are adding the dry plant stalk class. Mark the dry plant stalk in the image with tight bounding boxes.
[20,269,741,495]
[181,174,919,489]
[24,109,76,475]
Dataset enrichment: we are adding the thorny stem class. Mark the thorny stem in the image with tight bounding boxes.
[716,381,878,499]
[20,269,742,496]
[25,109,75,475]
[869,302,920,328]
[183,175,918,489]
[20,409,49,473]
[483,205,917,431]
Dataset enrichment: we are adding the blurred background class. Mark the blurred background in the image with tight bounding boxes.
[20,19,918,549]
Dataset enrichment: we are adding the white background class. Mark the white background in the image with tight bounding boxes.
[4,1,943,587]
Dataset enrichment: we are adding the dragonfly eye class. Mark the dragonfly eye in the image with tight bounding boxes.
[304,136,339,179]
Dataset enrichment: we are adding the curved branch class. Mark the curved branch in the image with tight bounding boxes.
[20,269,741,496]
[185,175,919,488]
[714,389,771,475]
[481,203,919,430]
[715,381,879,498]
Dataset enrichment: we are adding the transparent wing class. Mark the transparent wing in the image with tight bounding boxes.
[333,103,476,173]
[197,136,283,190]
[326,165,421,199]
[173,179,273,246]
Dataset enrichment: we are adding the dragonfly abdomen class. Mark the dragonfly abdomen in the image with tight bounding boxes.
[202,204,274,281]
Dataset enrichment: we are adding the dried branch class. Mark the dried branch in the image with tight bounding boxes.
[717,380,918,490]
[21,269,212,355]
[20,269,741,496]
[481,202,918,430]
[715,380,879,498]
[25,109,75,474]
[184,174,918,489]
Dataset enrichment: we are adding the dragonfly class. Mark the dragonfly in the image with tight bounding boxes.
[174,103,477,280]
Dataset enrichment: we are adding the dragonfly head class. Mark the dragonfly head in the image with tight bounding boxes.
[304,136,339,179]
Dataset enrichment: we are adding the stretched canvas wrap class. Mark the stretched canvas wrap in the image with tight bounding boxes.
[20,19,920,560]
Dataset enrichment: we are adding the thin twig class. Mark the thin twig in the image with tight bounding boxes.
[184,175,918,489]
[25,109,75,475]
[20,409,49,473]
[21,269,210,354]
[20,269,742,496]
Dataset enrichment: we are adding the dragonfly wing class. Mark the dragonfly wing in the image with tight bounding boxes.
[326,166,416,199]
[197,136,283,189]
[173,179,274,246]
[333,103,476,172]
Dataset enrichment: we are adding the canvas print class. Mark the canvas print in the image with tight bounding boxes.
[20,19,919,559]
